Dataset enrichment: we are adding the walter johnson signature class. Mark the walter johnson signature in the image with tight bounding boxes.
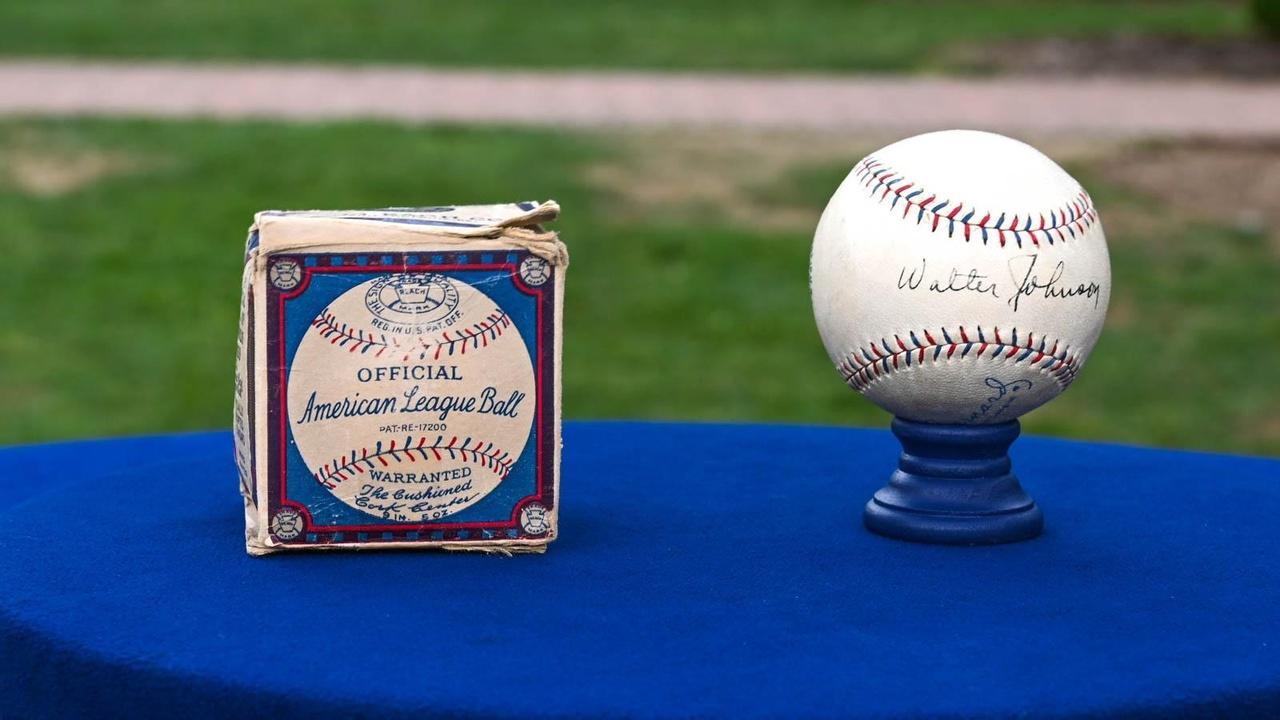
[968,377,1033,424]
[897,253,1102,313]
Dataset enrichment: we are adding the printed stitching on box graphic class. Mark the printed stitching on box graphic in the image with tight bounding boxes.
[855,157,1098,249]
[314,435,515,488]
[311,308,511,361]
[837,326,1080,392]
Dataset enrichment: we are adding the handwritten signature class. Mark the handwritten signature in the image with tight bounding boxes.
[895,254,1102,314]
[897,258,1000,299]
[1006,254,1102,313]
[968,376,1033,424]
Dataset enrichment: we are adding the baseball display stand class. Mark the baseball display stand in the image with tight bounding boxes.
[811,130,1109,544]
[866,417,1039,544]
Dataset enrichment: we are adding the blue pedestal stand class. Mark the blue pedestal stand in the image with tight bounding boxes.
[863,418,1043,545]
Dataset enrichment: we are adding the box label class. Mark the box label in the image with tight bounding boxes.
[264,251,556,546]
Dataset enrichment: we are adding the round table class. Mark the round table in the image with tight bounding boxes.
[2,422,1278,718]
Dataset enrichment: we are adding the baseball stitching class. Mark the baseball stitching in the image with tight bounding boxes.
[314,435,515,488]
[837,325,1080,392]
[311,308,511,362]
[855,157,1098,248]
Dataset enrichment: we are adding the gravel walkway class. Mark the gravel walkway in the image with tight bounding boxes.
[1,60,1277,137]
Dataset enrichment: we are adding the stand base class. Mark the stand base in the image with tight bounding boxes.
[862,417,1044,545]
[864,498,1043,545]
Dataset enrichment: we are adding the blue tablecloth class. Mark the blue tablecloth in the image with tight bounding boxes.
[2,422,1278,718]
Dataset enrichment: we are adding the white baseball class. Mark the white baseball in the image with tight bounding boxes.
[811,130,1110,425]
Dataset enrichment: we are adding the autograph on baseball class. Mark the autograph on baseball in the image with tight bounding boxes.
[897,258,999,299]
[896,253,1103,312]
[968,376,1033,424]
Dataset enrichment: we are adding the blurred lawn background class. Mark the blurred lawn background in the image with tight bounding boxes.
[0,0,1249,72]
[1,1,1277,455]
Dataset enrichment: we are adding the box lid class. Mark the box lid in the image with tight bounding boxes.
[246,200,562,262]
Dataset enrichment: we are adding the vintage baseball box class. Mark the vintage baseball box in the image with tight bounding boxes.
[234,201,565,556]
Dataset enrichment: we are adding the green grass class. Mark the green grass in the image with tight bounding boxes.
[0,119,1276,456]
[0,1,1250,73]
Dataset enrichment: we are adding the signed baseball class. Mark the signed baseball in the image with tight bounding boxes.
[811,130,1110,424]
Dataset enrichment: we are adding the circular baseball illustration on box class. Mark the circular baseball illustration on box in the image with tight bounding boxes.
[519,502,549,535]
[518,256,551,287]
[270,508,305,540]
[288,273,535,522]
[270,259,303,290]
[364,273,461,331]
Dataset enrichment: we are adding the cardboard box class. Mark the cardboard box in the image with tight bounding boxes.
[235,201,565,555]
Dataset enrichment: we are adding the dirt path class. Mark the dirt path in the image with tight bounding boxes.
[1,60,1277,137]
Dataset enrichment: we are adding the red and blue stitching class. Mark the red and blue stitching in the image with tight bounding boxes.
[310,309,510,362]
[837,325,1079,392]
[855,157,1098,249]
[314,435,515,488]
[312,309,393,355]
[415,311,511,361]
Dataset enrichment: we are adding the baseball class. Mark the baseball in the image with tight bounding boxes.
[811,130,1110,425]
